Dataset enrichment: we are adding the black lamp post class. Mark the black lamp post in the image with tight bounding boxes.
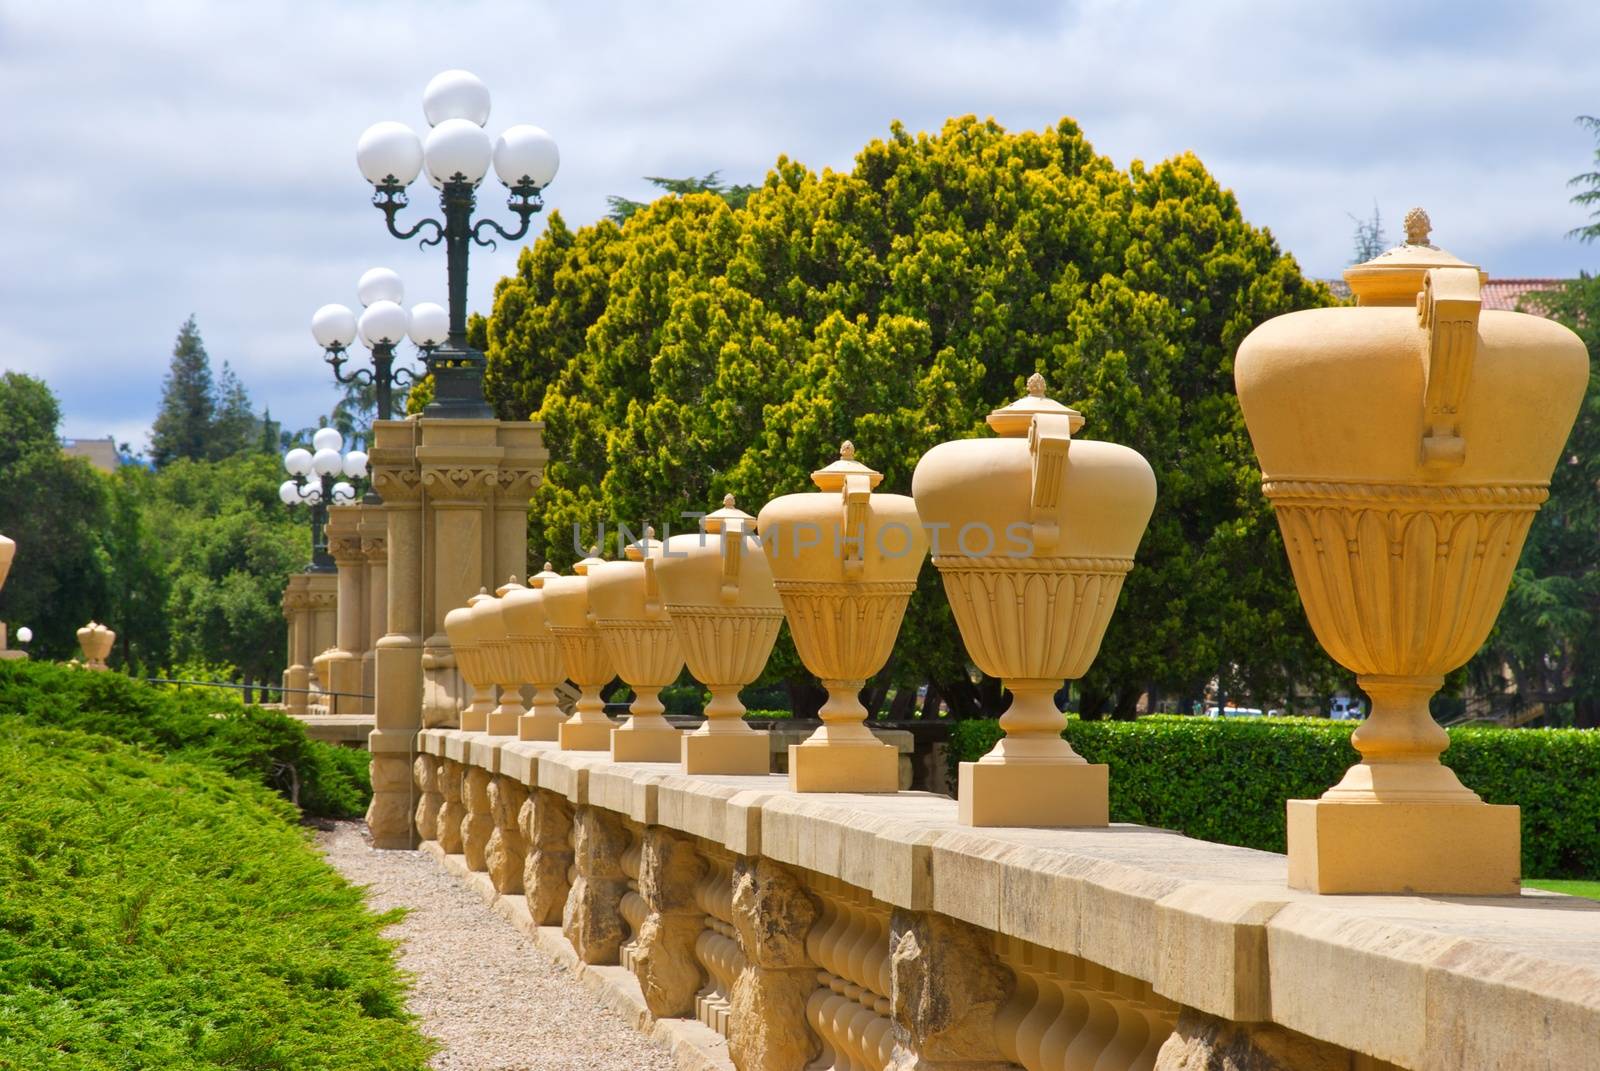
[311,268,442,421]
[354,70,560,418]
[280,429,368,572]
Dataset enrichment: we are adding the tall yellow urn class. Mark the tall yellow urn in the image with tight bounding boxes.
[912,374,1156,826]
[542,549,619,751]
[476,577,527,736]
[758,442,929,793]
[587,529,686,763]
[654,495,784,775]
[443,589,496,731]
[1234,209,1589,894]
[501,563,567,741]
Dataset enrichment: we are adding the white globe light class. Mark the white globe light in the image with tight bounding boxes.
[356,121,423,186]
[331,481,356,503]
[343,450,369,479]
[422,69,490,127]
[311,304,357,350]
[424,118,493,186]
[279,479,301,505]
[312,427,344,453]
[284,448,313,476]
[359,300,410,348]
[312,448,343,476]
[408,302,449,347]
[14,627,31,644]
[494,125,559,188]
[357,267,404,307]
[300,483,322,504]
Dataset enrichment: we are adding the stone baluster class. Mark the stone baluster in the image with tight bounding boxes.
[486,775,528,894]
[519,788,574,925]
[729,857,821,1071]
[413,755,442,841]
[692,847,743,1037]
[562,805,632,964]
[461,766,494,872]
[804,877,895,1071]
[886,908,1013,1071]
[619,830,646,971]
[632,827,709,1019]
[436,759,466,855]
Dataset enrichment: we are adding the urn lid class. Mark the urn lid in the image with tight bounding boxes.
[810,441,883,492]
[986,373,1085,438]
[572,546,606,576]
[494,574,524,597]
[1342,207,1487,307]
[527,561,560,589]
[702,493,756,535]
[623,526,665,561]
[466,586,492,607]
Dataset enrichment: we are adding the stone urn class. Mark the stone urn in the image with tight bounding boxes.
[586,528,686,763]
[542,548,618,751]
[476,577,527,736]
[655,494,784,775]
[912,374,1156,827]
[1235,208,1590,895]
[442,589,496,731]
[757,442,929,792]
[76,621,115,670]
[501,562,568,741]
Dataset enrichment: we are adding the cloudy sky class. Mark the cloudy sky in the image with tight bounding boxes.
[5,0,1599,452]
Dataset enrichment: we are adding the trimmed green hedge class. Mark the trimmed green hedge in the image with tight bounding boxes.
[948,716,1600,879]
[0,659,370,819]
[0,721,432,1069]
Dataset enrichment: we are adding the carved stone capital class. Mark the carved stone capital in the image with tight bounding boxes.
[421,465,499,500]
[371,466,422,502]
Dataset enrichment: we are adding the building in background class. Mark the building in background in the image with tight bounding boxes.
[61,436,121,473]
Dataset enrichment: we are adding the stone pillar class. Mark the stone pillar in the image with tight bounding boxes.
[486,776,528,894]
[281,574,311,714]
[520,788,574,924]
[562,804,631,964]
[728,857,821,1071]
[365,417,545,849]
[887,909,1015,1071]
[324,505,367,717]
[305,571,338,713]
[359,507,387,716]
[632,828,708,1019]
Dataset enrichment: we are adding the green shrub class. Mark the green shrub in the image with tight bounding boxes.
[0,659,369,818]
[947,715,1600,879]
[0,721,432,1069]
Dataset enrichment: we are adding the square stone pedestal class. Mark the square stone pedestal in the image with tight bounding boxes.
[485,712,520,736]
[610,724,683,763]
[1287,798,1521,895]
[789,741,899,793]
[518,712,564,741]
[682,731,771,775]
[958,761,1109,827]
[559,719,614,751]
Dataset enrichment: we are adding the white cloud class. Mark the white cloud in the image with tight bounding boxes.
[2,0,1597,450]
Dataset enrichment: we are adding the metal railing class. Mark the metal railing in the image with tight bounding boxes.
[141,677,375,706]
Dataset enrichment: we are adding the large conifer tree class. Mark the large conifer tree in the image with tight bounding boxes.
[149,316,215,468]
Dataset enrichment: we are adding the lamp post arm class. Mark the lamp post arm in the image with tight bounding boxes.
[372,182,445,247]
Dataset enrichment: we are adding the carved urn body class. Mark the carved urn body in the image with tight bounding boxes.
[913,375,1156,826]
[541,550,618,751]
[1235,210,1590,894]
[586,530,685,763]
[655,495,784,775]
[758,443,929,792]
[501,563,567,741]
[476,577,527,736]
[76,620,115,671]
[443,589,496,731]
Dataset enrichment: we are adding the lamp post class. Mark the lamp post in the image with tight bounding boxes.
[280,428,368,572]
[355,69,560,418]
[311,268,449,421]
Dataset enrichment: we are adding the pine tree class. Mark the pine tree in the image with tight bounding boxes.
[149,316,215,468]
[209,361,257,460]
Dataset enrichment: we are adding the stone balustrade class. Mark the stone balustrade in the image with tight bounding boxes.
[409,726,1600,1071]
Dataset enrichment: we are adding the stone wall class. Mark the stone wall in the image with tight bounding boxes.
[412,728,1600,1071]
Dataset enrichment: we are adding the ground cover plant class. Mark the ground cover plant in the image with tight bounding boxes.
[0,659,368,818]
[0,722,433,1070]
[948,715,1600,878]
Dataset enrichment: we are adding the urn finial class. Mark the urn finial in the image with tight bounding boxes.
[1026,372,1047,397]
[840,440,856,461]
[544,561,554,571]
[1403,207,1432,247]
[723,493,736,509]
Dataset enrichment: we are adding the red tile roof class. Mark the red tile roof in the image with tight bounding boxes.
[1318,277,1566,315]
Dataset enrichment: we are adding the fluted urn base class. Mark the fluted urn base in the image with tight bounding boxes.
[518,685,566,741]
[1287,798,1520,895]
[959,761,1108,828]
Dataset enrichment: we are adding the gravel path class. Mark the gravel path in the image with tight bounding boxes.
[316,819,679,1071]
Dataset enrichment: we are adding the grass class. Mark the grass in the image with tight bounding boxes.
[1524,879,1600,900]
[0,720,434,1070]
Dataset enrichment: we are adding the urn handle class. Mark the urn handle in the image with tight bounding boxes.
[842,472,872,579]
[1028,412,1075,551]
[1416,265,1481,468]
[719,526,743,603]
[643,556,665,619]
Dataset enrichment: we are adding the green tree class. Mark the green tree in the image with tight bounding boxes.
[98,466,170,671]
[0,373,109,659]
[1566,115,1600,243]
[208,360,258,460]
[489,117,1338,718]
[606,172,758,224]
[149,316,216,468]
